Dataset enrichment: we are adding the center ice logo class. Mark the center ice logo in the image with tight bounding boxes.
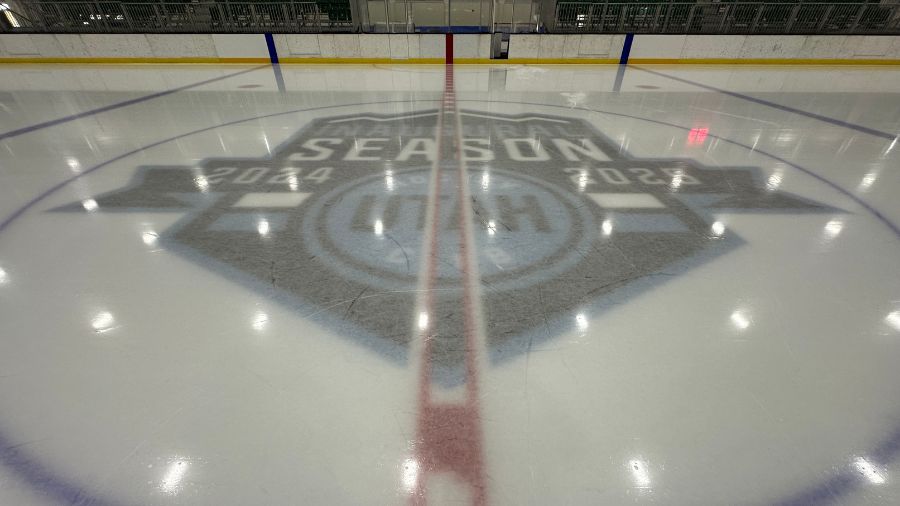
[58,110,833,368]
[303,166,594,293]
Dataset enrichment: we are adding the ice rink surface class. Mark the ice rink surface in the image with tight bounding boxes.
[0,63,899,505]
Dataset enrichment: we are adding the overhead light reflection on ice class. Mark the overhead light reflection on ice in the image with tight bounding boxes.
[418,312,429,331]
[487,220,496,236]
[91,311,115,333]
[575,313,588,331]
[601,219,613,237]
[774,130,796,145]
[854,457,886,484]
[160,460,189,495]
[0,266,7,284]
[82,199,99,212]
[385,169,394,191]
[577,169,588,191]
[257,219,270,237]
[711,221,725,237]
[766,172,783,192]
[858,172,878,191]
[142,231,159,246]
[669,170,683,190]
[374,219,384,236]
[481,172,490,192]
[629,459,651,488]
[252,311,268,331]
[193,174,210,192]
[883,137,898,157]
[730,310,750,330]
[687,127,708,145]
[824,219,843,239]
[65,157,81,172]
[401,457,419,493]
[885,311,900,332]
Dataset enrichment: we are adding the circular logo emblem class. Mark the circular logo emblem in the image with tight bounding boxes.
[304,167,595,292]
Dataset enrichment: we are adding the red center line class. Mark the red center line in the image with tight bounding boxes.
[410,62,488,505]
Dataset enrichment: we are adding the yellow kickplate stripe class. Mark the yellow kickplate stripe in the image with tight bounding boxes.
[278,57,444,64]
[500,58,620,64]
[629,58,900,65]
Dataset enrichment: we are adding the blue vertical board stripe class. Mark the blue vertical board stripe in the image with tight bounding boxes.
[619,33,634,65]
[264,33,279,64]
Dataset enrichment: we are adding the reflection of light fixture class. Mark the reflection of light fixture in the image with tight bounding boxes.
[401,458,419,493]
[711,221,725,237]
[194,175,210,192]
[65,157,81,172]
[886,311,900,332]
[252,311,268,331]
[418,312,429,331]
[629,459,651,488]
[0,267,7,284]
[487,220,496,236]
[481,172,490,192]
[883,137,897,157]
[160,460,189,494]
[578,169,588,191]
[82,199,99,212]
[824,219,843,239]
[774,130,796,145]
[575,313,588,331]
[257,219,270,237]
[601,219,613,236]
[687,127,708,145]
[766,173,783,192]
[854,457,886,484]
[91,311,115,332]
[142,231,159,246]
[385,169,394,191]
[730,310,750,330]
[374,220,384,236]
[858,172,877,191]
[670,170,683,190]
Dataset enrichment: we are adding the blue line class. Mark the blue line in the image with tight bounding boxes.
[619,33,634,66]
[264,33,279,65]
[0,66,267,142]
[0,98,898,506]
[632,65,900,141]
[0,430,116,506]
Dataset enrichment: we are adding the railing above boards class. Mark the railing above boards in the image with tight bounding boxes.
[1,1,353,33]
[3,0,899,35]
[554,1,900,34]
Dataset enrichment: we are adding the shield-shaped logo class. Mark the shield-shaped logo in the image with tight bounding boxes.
[57,110,834,383]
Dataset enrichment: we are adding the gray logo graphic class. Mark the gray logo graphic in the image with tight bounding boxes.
[58,110,834,378]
